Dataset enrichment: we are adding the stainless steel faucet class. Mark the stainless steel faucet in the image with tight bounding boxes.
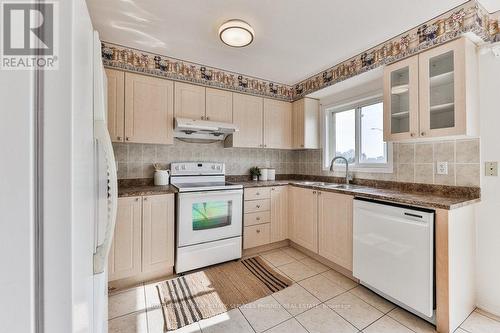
[329,156,351,185]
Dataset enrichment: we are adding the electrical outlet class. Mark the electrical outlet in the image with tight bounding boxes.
[436,161,448,175]
[485,161,498,176]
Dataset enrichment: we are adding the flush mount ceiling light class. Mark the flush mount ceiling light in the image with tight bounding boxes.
[218,20,254,47]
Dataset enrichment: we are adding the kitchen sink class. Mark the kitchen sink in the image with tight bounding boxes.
[292,181,328,186]
[321,184,360,190]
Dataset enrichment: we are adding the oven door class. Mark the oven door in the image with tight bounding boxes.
[177,189,243,247]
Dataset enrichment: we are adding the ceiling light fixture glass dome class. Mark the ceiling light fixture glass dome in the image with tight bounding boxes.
[218,19,254,47]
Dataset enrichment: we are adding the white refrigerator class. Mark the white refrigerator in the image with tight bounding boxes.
[0,1,117,332]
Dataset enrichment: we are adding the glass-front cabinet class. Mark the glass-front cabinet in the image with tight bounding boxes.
[383,37,477,141]
[383,56,419,141]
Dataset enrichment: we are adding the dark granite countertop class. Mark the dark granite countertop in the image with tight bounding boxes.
[229,179,480,210]
[118,184,177,197]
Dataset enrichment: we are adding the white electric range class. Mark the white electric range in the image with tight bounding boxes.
[171,162,243,273]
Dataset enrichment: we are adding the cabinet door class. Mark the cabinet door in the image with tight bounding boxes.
[142,194,175,273]
[231,93,263,148]
[290,187,318,253]
[124,73,174,144]
[263,99,292,149]
[270,186,288,242]
[206,88,232,122]
[418,37,467,138]
[292,98,319,149]
[292,99,305,149]
[108,196,142,281]
[174,82,206,120]
[105,69,125,142]
[383,56,419,141]
[318,192,353,271]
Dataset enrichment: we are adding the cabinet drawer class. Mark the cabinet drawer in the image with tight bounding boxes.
[244,211,271,227]
[244,199,270,213]
[243,224,270,249]
[244,187,271,201]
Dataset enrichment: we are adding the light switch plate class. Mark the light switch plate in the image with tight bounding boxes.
[485,161,498,176]
[436,161,448,175]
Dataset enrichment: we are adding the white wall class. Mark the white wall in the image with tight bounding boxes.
[475,51,500,316]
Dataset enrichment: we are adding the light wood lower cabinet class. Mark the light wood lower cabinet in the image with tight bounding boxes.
[270,186,288,242]
[290,186,318,253]
[318,192,353,271]
[125,73,174,144]
[109,194,174,282]
[141,194,175,273]
[108,196,142,281]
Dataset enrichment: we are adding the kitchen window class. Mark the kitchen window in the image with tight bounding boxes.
[324,99,392,172]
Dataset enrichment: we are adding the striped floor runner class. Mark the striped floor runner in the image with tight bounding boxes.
[156,256,292,331]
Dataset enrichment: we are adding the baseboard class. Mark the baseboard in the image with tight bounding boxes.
[242,239,290,257]
[108,267,175,293]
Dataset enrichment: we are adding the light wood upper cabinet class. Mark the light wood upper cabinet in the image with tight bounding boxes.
[292,98,320,149]
[231,93,263,148]
[418,37,477,138]
[290,186,318,253]
[383,37,478,141]
[270,186,288,242]
[205,87,233,123]
[318,192,353,271]
[383,56,420,141]
[174,82,206,120]
[142,194,175,273]
[125,73,174,144]
[105,68,125,142]
[264,99,292,149]
[108,196,142,281]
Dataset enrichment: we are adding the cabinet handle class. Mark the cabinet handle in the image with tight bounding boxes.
[256,217,261,221]
[144,197,148,201]
[206,116,210,120]
[312,191,316,194]
[421,132,426,136]
[256,205,261,208]
[256,229,261,233]
[410,133,415,137]
[135,198,139,201]
[271,188,275,191]
[256,192,260,195]
[301,144,304,147]
[318,191,322,195]
[126,137,130,141]
[117,136,122,140]
[264,144,267,148]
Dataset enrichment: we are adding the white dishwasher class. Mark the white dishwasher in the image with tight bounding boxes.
[353,198,435,323]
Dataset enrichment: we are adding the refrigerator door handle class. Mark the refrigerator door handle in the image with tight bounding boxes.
[93,120,118,274]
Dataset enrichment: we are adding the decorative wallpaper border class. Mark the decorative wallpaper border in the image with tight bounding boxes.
[102,0,499,102]
[101,42,294,101]
[293,0,499,99]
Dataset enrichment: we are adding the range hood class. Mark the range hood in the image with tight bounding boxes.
[174,117,239,140]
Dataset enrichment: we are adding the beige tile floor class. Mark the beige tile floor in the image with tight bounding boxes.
[108,246,500,333]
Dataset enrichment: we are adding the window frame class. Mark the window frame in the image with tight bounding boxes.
[322,96,393,173]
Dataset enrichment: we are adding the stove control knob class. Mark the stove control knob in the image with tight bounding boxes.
[174,166,179,170]
[216,165,221,170]
[211,165,216,169]
[181,165,186,170]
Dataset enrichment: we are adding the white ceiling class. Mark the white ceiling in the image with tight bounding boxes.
[87,0,494,85]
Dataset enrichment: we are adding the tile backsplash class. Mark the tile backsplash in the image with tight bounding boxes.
[114,138,480,187]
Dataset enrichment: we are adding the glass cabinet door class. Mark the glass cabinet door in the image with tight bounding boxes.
[418,37,466,137]
[383,56,419,141]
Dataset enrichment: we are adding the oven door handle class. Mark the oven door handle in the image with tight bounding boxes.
[178,189,243,197]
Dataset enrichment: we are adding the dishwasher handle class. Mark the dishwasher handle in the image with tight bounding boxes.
[404,212,424,219]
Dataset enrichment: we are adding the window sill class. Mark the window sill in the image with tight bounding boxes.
[324,164,394,174]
